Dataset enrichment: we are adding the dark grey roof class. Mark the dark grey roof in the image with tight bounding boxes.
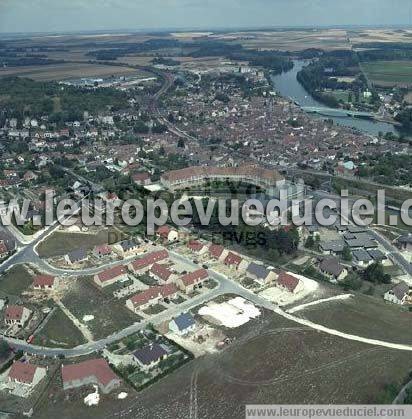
[120,239,139,251]
[320,240,345,253]
[352,249,372,262]
[398,235,412,244]
[347,225,368,234]
[368,249,386,261]
[345,238,378,249]
[67,248,87,263]
[389,281,410,300]
[247,262,270,279]
[133,343,168,366]
[319,257,345,277]
[172,313,195,331]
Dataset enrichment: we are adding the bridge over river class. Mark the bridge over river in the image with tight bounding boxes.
[302,106,374,119]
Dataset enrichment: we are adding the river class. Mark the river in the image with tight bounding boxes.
[270,60,399,136]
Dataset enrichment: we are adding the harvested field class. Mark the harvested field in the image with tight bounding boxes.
[0,63,141,81]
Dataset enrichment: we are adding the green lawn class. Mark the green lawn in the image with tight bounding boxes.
[362,60,412,86]
[0,265,32,297]
[33,307,87,348]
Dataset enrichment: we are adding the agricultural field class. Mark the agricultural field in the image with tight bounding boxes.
[0,265,32,297]
[33,307,87,348]
[35,310,412,419]
[61,277,138,340]
[37,229,115,258]
[362,60,412,87]
[295,293,412,345]
[0,63,142,81]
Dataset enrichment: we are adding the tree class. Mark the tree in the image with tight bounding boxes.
[305,235,315,249]
[342,245,352,261]
[0,340,9,357]
[363,262,391,284]
[177,138,185,148]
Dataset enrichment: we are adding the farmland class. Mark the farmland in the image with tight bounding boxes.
[0,265,32,297]
[362,60,412,87]
[0,63,144,81]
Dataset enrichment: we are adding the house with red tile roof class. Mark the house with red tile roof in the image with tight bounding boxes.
[156,225,179,242]
[61,358,121,394]
[276,272,302,294]
[126,284,178,313]
[150,263,176,284]
[187,240,206,254]
[223,252,243,269]
[128,250,169,273]
[132,172,151,186]
[208,244,228,262]
[4,305,32,326]
[177,268,208,294]
[93,244,112,258]
[8,361,46,388]
[94,265,128,288]
[33,274,55,290]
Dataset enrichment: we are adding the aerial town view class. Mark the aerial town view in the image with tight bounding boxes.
[1,1,412,418]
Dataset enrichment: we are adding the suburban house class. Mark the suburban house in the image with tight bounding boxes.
[133,343,169,371]
[33,274,55,290]
[169,312,196,336]
[8,361,47,388]
[150,263,176,284]
[384,282,412,305]
[177,268,209,294]
[208,244,229,262]
[187,240,207,255]
[0,241,9,259]
[94,265,129,288]
[318,258,348,282]
[114,239,140,257]
[128,250,169,274]
[276,272,303,294]
[61,358,121,394]
[352,249,373,268]
[156,225,179,243]
[396,234,412,252]
[224,252,248,271]
[132,172,151,186]
[93,244,112,258]
[319,240,345,255]
[246,262,277,286]
[126,284,179,312]
[65,248,88,265]
[4,305,32,327]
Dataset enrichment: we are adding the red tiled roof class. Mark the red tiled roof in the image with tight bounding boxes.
[180,268,208,287]
[5,305,24,321]
[187,240,204,252]
[97,265,127,284]
[277,272,300,292]
[129,284,178,307]
[150,263,173,281]
[94,244,112,255]
[33,274,55,288]
[156,225,171,237]
[130,250,169,271]
[62,358,120,387]
[209,244,224,259]
[224,252,242,266]
[9,361,41,384]
[0,241,9,255]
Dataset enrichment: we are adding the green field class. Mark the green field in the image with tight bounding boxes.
[362,60,412,86]
[0,265,32,297]
[33,307,87,348]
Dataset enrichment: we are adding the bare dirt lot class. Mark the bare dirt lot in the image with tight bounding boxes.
[34,310,412,419]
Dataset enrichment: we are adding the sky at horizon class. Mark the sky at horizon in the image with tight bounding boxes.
[1,0,412,34]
